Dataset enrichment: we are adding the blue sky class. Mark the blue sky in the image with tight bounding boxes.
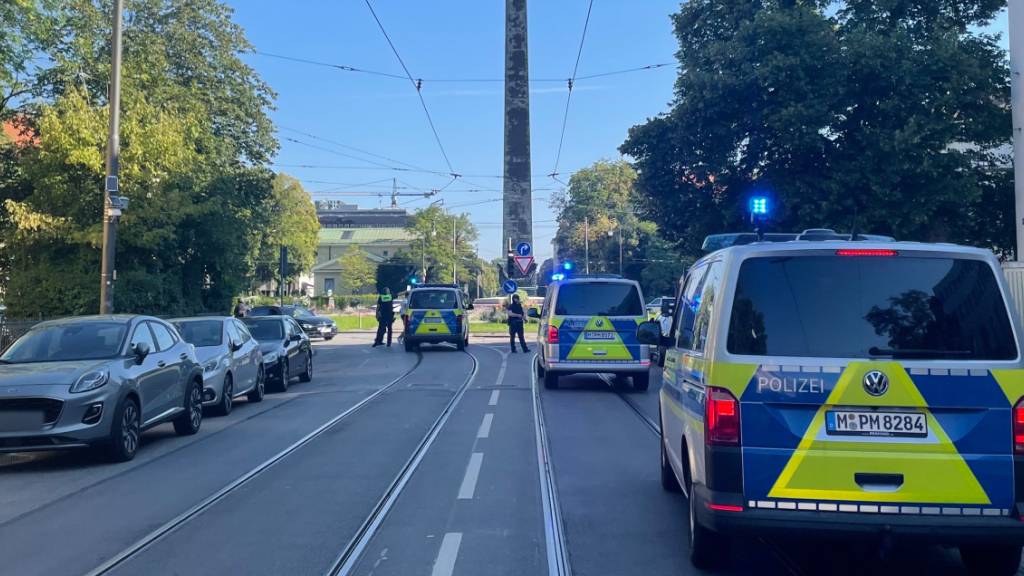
[229,2,1010,262]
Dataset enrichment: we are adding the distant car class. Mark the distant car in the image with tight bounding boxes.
[645,296,676,319]
[171,317,265,415]
[0,315,204,462]
[241,316,313,392]
[249,305,337,340]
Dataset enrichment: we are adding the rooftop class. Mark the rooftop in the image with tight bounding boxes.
[318,227,415,244]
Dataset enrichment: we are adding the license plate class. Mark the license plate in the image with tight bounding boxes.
[0,411,45,433]
[584,331,616,340]
[826,410,927,438]
[424,317,442,323]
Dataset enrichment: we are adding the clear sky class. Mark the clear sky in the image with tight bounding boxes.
[228,1,1010,262]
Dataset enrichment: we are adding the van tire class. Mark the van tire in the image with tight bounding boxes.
[633,372,650,392]
[404,339,414,352]
[456,338,465,351]
[960,545,1022,575]
[544,372,559,390]
[660,431,681,493]
[685,458,729,569]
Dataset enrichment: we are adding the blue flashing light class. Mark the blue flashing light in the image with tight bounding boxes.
[749,196,769,216]
[409,276,419,285]
[561,261,574,271]
[551,273,566,282]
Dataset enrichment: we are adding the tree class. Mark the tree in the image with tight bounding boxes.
[253,174,319,288]
[337,246,376,294]
[402,206,479,284]
[622,0,1013,257]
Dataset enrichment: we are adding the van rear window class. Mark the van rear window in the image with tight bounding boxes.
[555,283,643,316]
[727,255,1017,360]
[409,289,458,310]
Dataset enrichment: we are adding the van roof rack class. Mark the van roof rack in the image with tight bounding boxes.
[702,229,894,253]
[564,273,624,280]
[412,283,459,289]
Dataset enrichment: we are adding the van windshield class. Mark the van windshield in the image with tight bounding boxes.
[727,255,1017,360]
[555,283,643,316]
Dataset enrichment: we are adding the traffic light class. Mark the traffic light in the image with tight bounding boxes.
[506,250,516,278]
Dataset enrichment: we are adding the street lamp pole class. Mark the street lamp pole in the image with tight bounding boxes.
[584,216,590,274]
[452,213,458,285]
[619,226,624,276]
[99,0,124,314]
[1011,0,1024,259]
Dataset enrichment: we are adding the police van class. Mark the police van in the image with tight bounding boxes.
[637,238,1024,574]
[533,275,651,390]
[400,284,472,352]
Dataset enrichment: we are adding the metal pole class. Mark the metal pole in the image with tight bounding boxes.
[452,214,458,284]
[619,227,623,276]
[1011,0,1024,259]
[421,237,426,280]
[99,0,124,314]
[584,216,590,274]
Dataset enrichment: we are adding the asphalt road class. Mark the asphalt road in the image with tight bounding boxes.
[0,334,1018,575]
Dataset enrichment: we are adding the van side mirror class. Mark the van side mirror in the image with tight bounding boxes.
[661,302,674,316]
[636,321,663,346]
[132,341,151,363]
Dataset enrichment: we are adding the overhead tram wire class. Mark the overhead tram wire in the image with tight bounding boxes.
[277,126,433,172]
[549,0,595,184]
[363,0,458,178]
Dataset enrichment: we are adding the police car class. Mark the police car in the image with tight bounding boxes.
[533,275,651,390]
[636,236,1024,574]
[400,284,472,352]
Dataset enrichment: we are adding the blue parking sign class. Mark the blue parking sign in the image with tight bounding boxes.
[502,280,518,294]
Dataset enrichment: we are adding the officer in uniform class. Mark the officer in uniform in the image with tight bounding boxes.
[373,288,395,347]
[507,294,530,354]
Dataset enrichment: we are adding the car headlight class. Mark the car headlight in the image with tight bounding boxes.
[203,359,220,373]
[70,370,109,394]
[263,351,279,364]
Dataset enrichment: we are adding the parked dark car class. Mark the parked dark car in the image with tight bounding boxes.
[248,305,337,340]
[241,316,313,392]
[0,315,204,462]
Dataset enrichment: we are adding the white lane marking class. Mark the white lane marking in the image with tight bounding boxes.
[477,413,494,439]
[488,389,500,406]
[430,533,463,576]
[494,349,509,387]
[457,452,485,500]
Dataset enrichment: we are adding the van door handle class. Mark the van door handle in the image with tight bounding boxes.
[855,473,904,492]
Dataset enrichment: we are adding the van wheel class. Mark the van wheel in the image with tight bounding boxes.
[633,372,650,392]
[686,460,729,569]
[960,545,1022,575]
[404,339,414,352]
[544,372,559,390]
[660,431,681,493]
[456,338,465,351]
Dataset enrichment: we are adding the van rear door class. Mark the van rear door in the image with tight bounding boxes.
[728,251,1020,514]
[553,282,645,363]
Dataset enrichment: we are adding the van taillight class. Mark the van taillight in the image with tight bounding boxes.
[547,325,559,343]
[1014,397,1024,455]
[706,387,740,446]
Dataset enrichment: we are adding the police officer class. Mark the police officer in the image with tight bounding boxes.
[507,294,530,354]
[373,288,395,347]
[233,298,249,318]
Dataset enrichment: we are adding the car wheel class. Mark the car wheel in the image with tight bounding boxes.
[544,371,559,390]
[215,373,233,416]
[633,372,650,392]
[325,335,334,341]
[660,423,681,493]
[277,359,290,392]
[173,379,203,436]
[686,459,729,569]
[960,545,1022,576]
[247,365,265,403]
[299,352,313,382]
[106,396,141,462]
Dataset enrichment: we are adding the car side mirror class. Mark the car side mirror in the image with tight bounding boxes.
[230,341,243,352]
[636,321,663,346]
[290,334,302,342]
[132,341,151,363]
[528,308,540,319]
[661,303,674,316]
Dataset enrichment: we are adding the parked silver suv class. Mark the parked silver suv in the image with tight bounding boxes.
[0,315,204,462]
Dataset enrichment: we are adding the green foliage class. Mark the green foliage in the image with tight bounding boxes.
[253,174,320,285]
[621,0,1013,257]
[337,246,377,294]
[401,206,480,284]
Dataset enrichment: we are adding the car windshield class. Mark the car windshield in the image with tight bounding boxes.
[555,283,643,316]
[290,307,314,318]
[727,254,1017,360]
[173,320,223,348]
[1,322,127,363]
[247,306,278,317]
[242,319,284,341]
[408,290,457,310]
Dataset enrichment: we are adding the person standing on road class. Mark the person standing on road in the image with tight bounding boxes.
[233,298,249,318]
[373,288,395,347]
[507,294,530,354]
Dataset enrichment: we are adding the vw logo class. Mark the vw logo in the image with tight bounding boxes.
[863,371,889,397]
[596,319,605,328]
